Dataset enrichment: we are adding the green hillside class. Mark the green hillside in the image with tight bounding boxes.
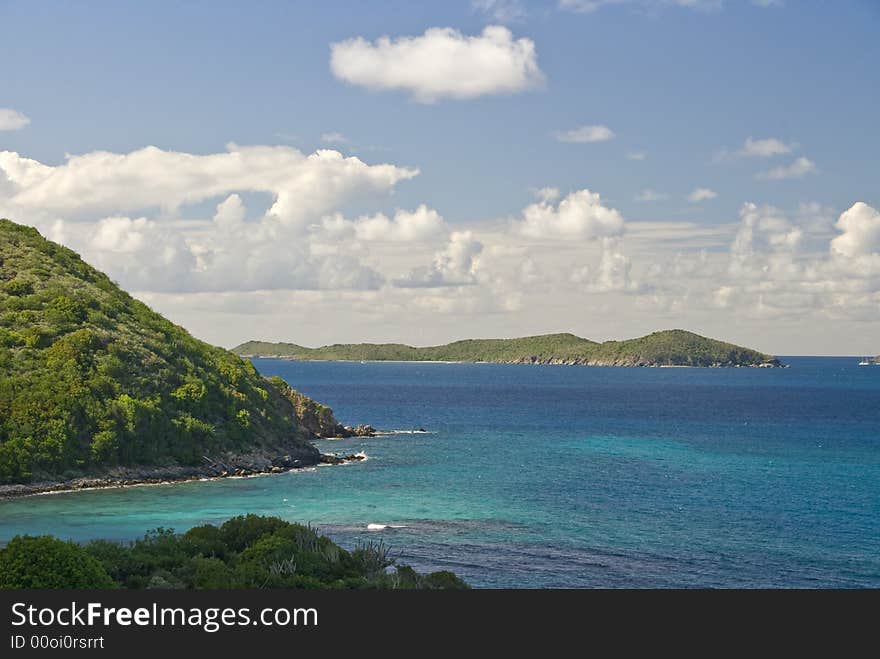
[234,332,597,362]
[233,330,780,368]
[0,219,320,485]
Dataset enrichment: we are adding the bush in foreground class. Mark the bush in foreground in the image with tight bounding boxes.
[0,514,468,590]
[0,535,116,589]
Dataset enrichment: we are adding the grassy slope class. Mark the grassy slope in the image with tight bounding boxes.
[233,330,777,367]
[0,219,318,484]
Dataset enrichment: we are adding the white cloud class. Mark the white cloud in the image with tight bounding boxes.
[0,144,417,228]
[687,187,718,203]
[559,0,623,11]
[731,203,802,262]
[533,186,561,203]
[830,202,880,258]
[555,124,615,144]
[472,0,527,22]
[320,132,348,144]
[695,202,880,322]
[517,257,542,285]
[0,108,30,131]
[396,231,484,287]
[560,0,723,12]
[757,156,817,180]
[738,136,793,158]
[213,194,246,229]
[0,144,422,294]
[571,238,637,292]
[627,152,646,161]
[517,189,625,239]
[80,216,198,291]
[752,0,783,7]
[636,188,668,202]
[321,204,447,243]
[330,26,544,103]
[48,210,388,295]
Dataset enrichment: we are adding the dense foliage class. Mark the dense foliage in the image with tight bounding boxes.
[585,329,778,367]
[0,535,116,588]
[0,219,316,484]
[235,333,597,361]
[0,515,468,590]
[233,330,778,367]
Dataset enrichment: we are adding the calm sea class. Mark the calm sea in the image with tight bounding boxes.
[1,357,878,588]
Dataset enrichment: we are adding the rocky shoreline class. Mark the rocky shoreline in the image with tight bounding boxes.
[0,446,368,500]
[251,356,785,368]
[505,356,786,367]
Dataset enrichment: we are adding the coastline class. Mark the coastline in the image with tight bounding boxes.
[0,450,366,500]
[244,356,785,368]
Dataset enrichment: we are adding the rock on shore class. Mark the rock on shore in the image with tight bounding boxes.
[0,443,320,499]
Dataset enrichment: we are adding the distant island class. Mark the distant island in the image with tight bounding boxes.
[233,330,783,368]
[0,219,366,495]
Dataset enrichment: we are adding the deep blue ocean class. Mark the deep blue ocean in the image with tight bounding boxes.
[1,357,878,588]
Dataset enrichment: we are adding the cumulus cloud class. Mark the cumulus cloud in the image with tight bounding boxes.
[213,194,247,229]
[517,189,625,239]
[571,238,637,292]
[830,202,880,258]
[321,204,447,243]
[732,203,802,260]
[627,152,646,161]
[738,136,793,157]
[687,187,718,203]
[396,231,484,287]
[555,124,615,143]
[68,216,198,292]
[636,188,668,202]
[330,26,544,103]
[48,209,388,295]
[0,108,30,131]
[757,156,817,180]
[0,144,417,228]
[701,201,880,320]
[0,144,422,294]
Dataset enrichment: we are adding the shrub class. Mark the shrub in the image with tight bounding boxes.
[0,535,116,589]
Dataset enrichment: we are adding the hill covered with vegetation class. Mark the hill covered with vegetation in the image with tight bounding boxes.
[233,330,781,368]
[0,514,467,590]
[0,219,325,486]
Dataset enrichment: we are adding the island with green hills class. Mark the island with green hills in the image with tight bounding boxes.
[0,218,366,495]
[233,330,783,368]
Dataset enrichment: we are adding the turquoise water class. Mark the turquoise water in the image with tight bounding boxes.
[1,357,878,587]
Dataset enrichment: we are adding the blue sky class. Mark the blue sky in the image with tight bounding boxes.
[4,0,878,220]
[1,0,879,354]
